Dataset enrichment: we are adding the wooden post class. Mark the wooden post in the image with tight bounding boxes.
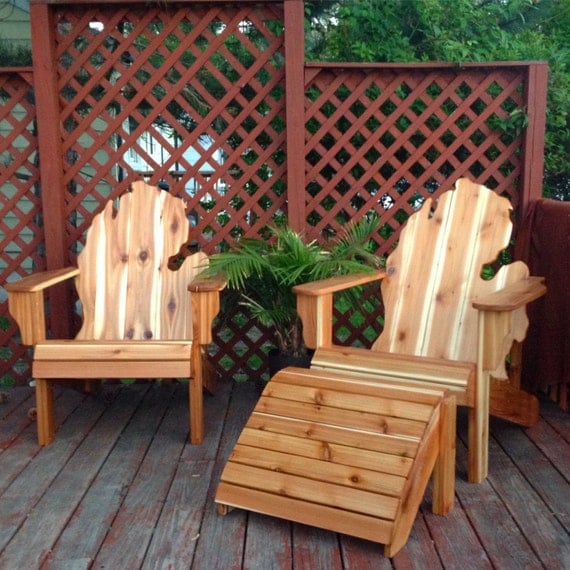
[30,2,72,338]
[519,62,548,213]
[283,0,306,232]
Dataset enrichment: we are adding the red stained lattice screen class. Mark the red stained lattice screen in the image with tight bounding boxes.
[303,63,538,251]
[53,2,288,252]
[0,70,42,386]
[0,1,546,386]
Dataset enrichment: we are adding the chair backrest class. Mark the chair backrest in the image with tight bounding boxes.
[75,181,206,341]
[373,178,529,367]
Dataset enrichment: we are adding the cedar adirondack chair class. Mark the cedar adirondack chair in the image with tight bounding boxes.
[6,181,224,446]
[214,178,545,556]
[294,178,546,483]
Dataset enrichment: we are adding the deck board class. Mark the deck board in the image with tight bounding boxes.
[443,440,537,568]
[0,381,568,569]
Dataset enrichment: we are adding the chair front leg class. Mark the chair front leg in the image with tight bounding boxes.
[189,344,204,445]
[35,378,56,446]
[467,366,490,483]
[189,379,204,445]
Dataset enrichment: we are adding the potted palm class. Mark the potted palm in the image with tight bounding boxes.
[205,217,382,374]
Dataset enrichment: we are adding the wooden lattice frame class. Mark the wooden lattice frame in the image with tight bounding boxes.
[0,70,42,386]
[0,1,547,385]
[304,64,532,251]
[52,2,287,253]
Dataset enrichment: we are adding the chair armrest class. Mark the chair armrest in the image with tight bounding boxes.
[189,275,226,345]
[4,267,80,293]
[294,271,386,349]
[5,267,79,345]
[188,274,226,293]
[472,276,546,311]
[292,270,386,296]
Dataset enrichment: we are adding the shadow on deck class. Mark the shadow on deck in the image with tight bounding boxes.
[0,379,568,569]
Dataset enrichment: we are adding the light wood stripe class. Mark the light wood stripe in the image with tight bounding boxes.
[229,444,407,496]
[219,462,401,520]
[238,424,416,477]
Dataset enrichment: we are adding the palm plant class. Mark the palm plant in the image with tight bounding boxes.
[206,217,383,358]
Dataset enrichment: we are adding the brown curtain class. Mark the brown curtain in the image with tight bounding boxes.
[518,199,570,409]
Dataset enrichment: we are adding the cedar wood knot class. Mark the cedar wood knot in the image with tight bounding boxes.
[313,390,324,405]
[321,442,332,461]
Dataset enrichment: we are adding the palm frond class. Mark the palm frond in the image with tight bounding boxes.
[206,216,382,354]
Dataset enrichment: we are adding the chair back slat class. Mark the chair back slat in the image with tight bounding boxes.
[373,179,529,365]
[75,181,206,341]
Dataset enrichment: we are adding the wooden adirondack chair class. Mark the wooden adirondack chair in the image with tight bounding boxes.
[6,181,224,446]
[294,178,546,482]
[214,178,545,556]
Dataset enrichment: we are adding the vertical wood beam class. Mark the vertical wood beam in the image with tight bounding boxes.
[283,0,306,232]
[469,311,490,483]
[31,3,71,337]
[519,62,548,213]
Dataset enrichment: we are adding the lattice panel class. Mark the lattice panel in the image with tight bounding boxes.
[304,66,526,254]
[54,3,286,257]
[0,6,542,386]
[0,72,42,387]
[210,301,276,383]
[305,66,528,354]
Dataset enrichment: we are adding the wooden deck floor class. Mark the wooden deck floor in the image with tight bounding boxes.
[0,379,568,569]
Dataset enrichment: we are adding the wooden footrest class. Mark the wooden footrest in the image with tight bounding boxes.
[215,366,456,557]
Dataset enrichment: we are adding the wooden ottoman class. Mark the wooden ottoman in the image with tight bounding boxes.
[215,366,457,557]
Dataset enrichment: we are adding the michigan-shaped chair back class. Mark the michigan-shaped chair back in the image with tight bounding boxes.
[374,179,530,378]
[214,179,545,555]
[75,181,204,342]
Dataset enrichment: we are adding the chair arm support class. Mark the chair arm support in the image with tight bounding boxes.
[473,277,546,376]
[294,271,386,349]
[189,276,225,345]
[5,267,79,346]
[472,276,546,311]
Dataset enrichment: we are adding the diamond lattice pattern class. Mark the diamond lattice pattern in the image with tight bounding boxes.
[55,4,286,254]
[304,67,525,254]
[0,73,42,386]
[0,4,538,385]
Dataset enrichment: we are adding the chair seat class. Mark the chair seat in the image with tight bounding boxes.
[216,366,456,557]
[33,340,193,378]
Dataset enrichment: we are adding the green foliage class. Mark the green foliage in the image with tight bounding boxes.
[0,38,32,66]
[0,315,11,332]
[306,0,570,199]
[204,218,383,356]
[0,374,15,388]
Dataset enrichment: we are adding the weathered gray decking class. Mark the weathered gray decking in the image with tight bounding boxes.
[0,379,568,569]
